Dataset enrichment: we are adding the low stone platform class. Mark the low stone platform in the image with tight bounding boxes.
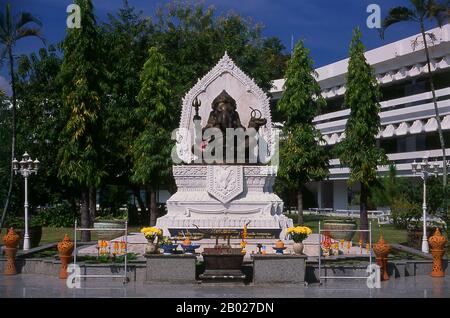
[144,254,197,284]
[252,254,307,284]
[0,255,446,284]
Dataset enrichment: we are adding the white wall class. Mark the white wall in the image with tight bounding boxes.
[333,180,348,210]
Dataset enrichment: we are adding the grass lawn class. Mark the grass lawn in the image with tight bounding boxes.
[1,226,143,245]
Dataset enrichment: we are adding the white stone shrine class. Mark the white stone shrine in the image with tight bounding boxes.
[155,53,293,239]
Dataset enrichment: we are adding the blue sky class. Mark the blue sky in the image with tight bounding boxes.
[0,0,440,94]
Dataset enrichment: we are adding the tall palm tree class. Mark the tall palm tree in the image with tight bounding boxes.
[0,3,44,229]
[380,0,449,226]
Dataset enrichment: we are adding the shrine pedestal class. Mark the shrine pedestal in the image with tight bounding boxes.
[156,165,292,238]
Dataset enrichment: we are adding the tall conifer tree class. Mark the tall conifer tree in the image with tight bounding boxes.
[57,0,106,241]
[277,41,329,225]
[131,47,173,226]
[337,29,387,242]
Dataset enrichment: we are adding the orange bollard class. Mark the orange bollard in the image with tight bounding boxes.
[373,234,391,281]
[428,228,447,277]
[3,228,20,275]
[57,234,74,279]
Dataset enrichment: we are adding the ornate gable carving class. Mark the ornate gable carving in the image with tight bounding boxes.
[176,52,274,162]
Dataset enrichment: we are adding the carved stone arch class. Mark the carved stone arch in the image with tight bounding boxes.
[177,52,274,162]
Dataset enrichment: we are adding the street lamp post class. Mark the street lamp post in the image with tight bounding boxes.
[12,152,39,251]
[411,156,438,254]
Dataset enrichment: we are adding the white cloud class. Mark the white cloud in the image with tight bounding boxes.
[0,75,11,96]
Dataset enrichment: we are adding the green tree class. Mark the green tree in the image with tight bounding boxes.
[277,41,329,225]
[14,47,73,217]
[0,91,9,208]
[152,0,288,104]
[370,165,450,217]
[102,1,153,222]
[104,0,288,225]
[95,0,288,226]
[57,0,106,241]
[131,47,173,226]
[336,29,388,242]
[370,165,399,208]
[0,0,289,230]
[0,3,44,229]
[380,0,449,237]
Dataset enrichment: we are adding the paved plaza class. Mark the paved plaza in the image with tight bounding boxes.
[0,274,448,298]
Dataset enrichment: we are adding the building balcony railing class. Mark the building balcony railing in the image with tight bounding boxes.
[327,148,450,179]
[315,87,450,146]
[314,87,450,125]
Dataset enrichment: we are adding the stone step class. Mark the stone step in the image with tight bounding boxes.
[199,269,247,284]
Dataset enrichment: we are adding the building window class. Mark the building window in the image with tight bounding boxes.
[379,131,450,154]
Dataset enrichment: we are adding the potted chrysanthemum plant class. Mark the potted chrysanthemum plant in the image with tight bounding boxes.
[286,226,312,254]
[141,227,163,254]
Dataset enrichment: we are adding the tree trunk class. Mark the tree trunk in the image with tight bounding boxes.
[132,186,146,216]
[359,183,368,244]
[149,186,158,226]
[297,187,304,226]
[80,189,91,242]
[0,47,17,229]
[89,186,96,226]
[420,23,449,238]
[145,188,150,224]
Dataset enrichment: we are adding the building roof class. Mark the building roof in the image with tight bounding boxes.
[271,24,450,98]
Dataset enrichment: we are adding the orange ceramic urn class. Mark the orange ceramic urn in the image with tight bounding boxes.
[428,228,447,277]
[183,237,191,246]
[57,234,74,279]
[3,228,20,275]
[275,240,285,249]
[373,234,391,281]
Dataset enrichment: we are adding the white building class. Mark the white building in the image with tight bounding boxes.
[270,25,450,211]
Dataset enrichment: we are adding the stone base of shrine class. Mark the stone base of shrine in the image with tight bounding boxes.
[156,165,294,238]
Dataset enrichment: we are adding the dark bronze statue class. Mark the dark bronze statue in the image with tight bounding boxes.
[248,107,267,131]
[192,90,267,163]
[203,90,245,133]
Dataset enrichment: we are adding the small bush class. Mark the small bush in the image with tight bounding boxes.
[37,201,78,227]
[4,214,44,228]
[390,197,421,229]
[95,207,128,221]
